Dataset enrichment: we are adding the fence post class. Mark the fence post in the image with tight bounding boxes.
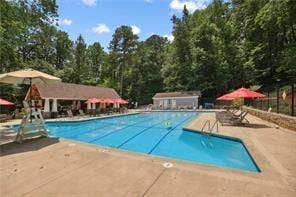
[276,80,280,113]
[292,83,294,116]
[267,91,270,108]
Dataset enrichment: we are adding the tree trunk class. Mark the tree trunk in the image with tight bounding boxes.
[120,63,124,97]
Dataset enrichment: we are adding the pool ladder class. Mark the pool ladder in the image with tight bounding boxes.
[201,120,219,135]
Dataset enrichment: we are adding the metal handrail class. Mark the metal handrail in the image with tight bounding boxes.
[201,120,219,135]
[210,120,219,133]
[201,120,211,134]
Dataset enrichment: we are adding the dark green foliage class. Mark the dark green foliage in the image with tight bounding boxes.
[1,0,295,105]
[108,26,138,97]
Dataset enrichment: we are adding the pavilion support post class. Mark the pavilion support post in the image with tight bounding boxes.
[87,102,91,114]
[77,100,81,110]
[92,103,96,116]
[52,99,58,118]
[44,98,50,113]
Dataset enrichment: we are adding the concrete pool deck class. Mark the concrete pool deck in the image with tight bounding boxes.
[0,112,295,196]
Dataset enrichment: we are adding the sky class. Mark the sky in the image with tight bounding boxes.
[57,0,211,50]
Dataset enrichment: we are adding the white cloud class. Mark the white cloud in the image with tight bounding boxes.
[163,34,174,42]
[81,0,97,6]
[131,25,141,35]
[169,0,207,13]
[59,18,72,26]
[92,24,110,34]
[145,0,154,3]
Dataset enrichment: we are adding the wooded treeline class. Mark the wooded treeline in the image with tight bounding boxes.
[1,0,295,104]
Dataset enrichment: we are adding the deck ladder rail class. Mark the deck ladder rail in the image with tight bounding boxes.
[201,120,211,134]
[201,120,219,134]
[209,120,219,133]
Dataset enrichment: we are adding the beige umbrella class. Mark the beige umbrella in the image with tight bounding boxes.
[0,68,61,84]
[0,68,61,121]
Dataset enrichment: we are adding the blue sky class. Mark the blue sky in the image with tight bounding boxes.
[57,0,210,49]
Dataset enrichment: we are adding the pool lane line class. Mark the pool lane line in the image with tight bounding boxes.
[49,123,110,138]
[148,115,198,154]
[87,115,157,143]
[55,115,152,139]
[101,116,155,127]
[87,125,134,143]
[116,124,164,149]
[115,115,182,149]
[116,114,196,150]
[62,124,112,138]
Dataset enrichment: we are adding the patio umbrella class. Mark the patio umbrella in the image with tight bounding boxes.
[217,87,265,109]
[101,98,115,104]
[217,88,265,100]
[0,68,61,85]
[0,68,61,121]
[113,98,128,104]
[0,69,61,101]
[85,98,102,104]
[217,94,237,100]
[225,87,265,99]
[0,98,14,106]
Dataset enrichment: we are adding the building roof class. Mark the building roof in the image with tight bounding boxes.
[27,82,121,100]
[153,91,201,99]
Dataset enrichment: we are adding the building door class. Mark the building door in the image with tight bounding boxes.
[163,100,168,109]
[172,100,176,109]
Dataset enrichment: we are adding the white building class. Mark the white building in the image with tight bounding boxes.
[152,91,201,109]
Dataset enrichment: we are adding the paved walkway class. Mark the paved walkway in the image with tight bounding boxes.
[0,112,295,196]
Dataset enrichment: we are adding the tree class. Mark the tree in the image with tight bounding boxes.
[86,42,106,84]
[71,35,87,84]
[162,6,192,91]
[130,35,167,104]
[108,25,138,97]
[55,30,72,69]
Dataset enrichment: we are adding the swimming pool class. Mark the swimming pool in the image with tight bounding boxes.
[47,112,259,172]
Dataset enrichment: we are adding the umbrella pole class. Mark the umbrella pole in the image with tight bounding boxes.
[30,78,32,123]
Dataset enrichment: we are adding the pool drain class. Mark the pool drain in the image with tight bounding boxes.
[163,162,173,168]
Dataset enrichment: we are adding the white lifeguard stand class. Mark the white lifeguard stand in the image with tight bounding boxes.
[15,101,48,143]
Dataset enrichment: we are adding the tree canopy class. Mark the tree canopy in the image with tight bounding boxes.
[1,0,295,104]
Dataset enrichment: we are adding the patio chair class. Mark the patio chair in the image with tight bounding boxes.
[0,114,10,122]
[216,111,249,126]
[79,109,85,116]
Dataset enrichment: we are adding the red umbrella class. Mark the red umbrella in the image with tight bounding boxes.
[0,98,14,106]
[121,99,128,104]
[225,88,265,99]
[102,98,115,104]
[85,98,102,104]
[113,99,128,104]
[217,94,236,101]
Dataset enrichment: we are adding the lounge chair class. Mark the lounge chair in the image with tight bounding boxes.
[0,114,10,122]
[216,111,249,126]
[79,109,85,116]
[67,110,74,118]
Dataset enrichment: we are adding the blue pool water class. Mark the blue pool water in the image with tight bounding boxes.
[46,112,259,172]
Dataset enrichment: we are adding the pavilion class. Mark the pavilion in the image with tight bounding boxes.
[25,82,122,115]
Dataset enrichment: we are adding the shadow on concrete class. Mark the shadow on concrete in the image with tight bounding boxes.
[242,123,272,129]
[220,123,271,129]
[0,137,60,157]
